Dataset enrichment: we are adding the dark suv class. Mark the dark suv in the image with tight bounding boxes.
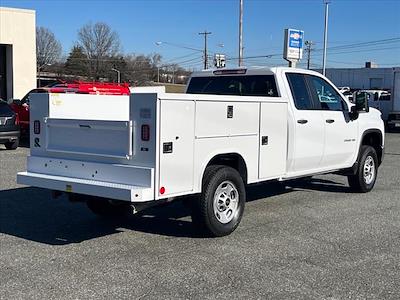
[0,100,20,150]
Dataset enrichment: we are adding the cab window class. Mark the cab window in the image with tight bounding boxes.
[186,75,279,97]
[306,75,345,111]
[286,73,313,110]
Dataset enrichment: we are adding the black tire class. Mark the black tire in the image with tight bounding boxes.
[348,145,378,193]
[193,165,246,237]
[86,197,133,217]
[5,139,19,150]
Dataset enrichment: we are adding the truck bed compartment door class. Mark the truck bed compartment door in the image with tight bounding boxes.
[259,102,288,179]
[159,100,195,197]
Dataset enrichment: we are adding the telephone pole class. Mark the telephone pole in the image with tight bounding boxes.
[238,0,244,66]
[305,41,314,70]
[199,31,212,69]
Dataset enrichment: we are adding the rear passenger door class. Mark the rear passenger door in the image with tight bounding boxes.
[286,73,325,173]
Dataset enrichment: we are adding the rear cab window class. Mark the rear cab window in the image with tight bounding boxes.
[286,73,314,110]
[186,75,279,97]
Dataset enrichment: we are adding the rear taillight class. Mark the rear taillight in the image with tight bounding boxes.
[15,114,20,125]
[34,120,40,134]
[141,124,150,141]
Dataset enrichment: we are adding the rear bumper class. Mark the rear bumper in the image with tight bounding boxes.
[17,171,154,202]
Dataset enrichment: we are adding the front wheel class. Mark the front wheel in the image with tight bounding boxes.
[193,166,246,237]
[348,145,378,193]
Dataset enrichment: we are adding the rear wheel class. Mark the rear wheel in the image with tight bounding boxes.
[348,145,378,193]
[193,166,245,237]
[86,197,133,217]
[5,138,19,150]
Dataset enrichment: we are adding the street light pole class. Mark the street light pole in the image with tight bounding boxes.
[322,0,330,76]
[111,68,121,84]
[199,31,212,69]
[239,0,244,67]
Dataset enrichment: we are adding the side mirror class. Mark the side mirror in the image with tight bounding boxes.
[12,99,22,106]
[353,92,369,113]
[349,105,359,120]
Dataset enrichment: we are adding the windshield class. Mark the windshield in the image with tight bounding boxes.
[187,75,279,97]
[0,101,14,116]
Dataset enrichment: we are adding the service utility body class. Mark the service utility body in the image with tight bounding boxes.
[18,67,385,236]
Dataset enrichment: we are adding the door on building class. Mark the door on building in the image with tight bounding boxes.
[0,44,7,100]
[369,78,383,89]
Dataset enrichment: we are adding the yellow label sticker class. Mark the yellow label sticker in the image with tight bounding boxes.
[66,184,72,193]
[51,94,63,106]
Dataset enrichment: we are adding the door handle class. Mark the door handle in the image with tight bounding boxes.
[326,119,335,124]
[297,119,308,124]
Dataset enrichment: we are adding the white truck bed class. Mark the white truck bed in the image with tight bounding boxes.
[18,86,288,203]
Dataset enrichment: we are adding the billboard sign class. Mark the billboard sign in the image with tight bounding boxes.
[283,28,304,62]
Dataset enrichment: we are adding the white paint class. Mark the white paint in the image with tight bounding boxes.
[18,67,385,204]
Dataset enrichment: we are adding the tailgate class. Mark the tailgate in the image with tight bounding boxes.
[45,118,133,159]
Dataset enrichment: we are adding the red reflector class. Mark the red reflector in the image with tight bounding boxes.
[141,124,150,141]
[159,187,165,195]
[34,120,40,134]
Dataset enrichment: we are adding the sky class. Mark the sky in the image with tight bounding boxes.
[2,0,400,69]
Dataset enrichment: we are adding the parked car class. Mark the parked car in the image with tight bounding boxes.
[0,99,20,150]
[10,82,130,135]
[358,89,391,121]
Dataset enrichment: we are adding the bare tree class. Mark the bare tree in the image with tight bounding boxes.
[77,22,120,80]
[36,26,62,70]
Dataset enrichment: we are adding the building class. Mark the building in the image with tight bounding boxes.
[0,7,36,100]
[322,66,396,91]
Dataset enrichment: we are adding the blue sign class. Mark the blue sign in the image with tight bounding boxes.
[288,29,303,49]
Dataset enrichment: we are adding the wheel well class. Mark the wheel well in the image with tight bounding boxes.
[205,153,248,183]
[361,131,383,165]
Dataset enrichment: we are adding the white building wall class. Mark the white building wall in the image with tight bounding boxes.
[0,7,36,99]
[323,68,395,90]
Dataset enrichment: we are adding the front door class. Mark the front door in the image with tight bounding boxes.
[306,75,358,169]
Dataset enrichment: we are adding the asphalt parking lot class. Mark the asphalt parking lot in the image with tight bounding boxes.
[1,134,399,299]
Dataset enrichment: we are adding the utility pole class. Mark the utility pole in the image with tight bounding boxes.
[199,31,212,69]
[305,40,314,70]
[239,0,244,66]
[322,0,330,76]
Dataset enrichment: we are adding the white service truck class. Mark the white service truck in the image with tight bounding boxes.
[18,67,385,236]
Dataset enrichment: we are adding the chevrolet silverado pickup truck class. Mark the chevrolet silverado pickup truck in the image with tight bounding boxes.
[17,67,385,236]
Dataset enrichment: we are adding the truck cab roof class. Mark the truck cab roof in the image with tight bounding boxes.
[190,66,324,78]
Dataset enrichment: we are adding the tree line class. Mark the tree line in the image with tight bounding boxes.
[36,22,190,85]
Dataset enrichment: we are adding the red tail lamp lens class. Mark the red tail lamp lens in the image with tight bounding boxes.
[159,187,165,195]
[141,124,150,141]
[34,120,40,134]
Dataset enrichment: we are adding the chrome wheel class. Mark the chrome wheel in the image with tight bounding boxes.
[363,155,375,185]
[213,181,239,224]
